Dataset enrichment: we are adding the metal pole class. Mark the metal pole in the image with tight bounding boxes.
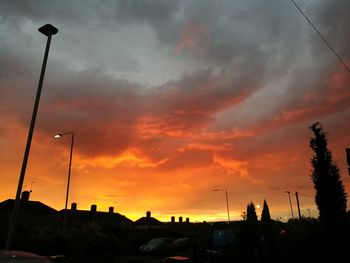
[5,26,56,249]
[295,191,302,219]
[63,133,74,229]
[285,191,294,219]
[225,190,230,225]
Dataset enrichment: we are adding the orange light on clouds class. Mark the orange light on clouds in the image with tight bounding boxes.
[80,150,168,169]
[1,2,350,224]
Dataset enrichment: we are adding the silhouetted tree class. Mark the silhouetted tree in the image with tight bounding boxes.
[309,122,349,261]
[247,202,258,223]
[310,123,347,222]
[261,200,277,256]
[261,200,271,224]
[240,202,260,261]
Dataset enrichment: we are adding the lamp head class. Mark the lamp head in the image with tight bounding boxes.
[54,134,62,138]
[38,24,58,36]
[213,189,219,192]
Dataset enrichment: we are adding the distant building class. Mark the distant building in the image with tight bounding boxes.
[59,203,133,225]
[134,211,163,229]
[0,191,57,216]
[0,192,132,226]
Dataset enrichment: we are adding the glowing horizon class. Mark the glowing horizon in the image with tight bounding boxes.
[0,0,349,224]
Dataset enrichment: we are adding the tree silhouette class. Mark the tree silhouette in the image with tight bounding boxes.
[246,202,258,223]
[240,202,260,261]
[261,200,271,224]
[309,123,347,222]
[309,122,349,260]
[261,200,276,256]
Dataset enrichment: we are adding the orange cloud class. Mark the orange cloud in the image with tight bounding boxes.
[79,149,168,169]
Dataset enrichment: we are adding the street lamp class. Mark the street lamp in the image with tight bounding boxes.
[5,24,58,250]
[213,189,230,224]
[55,132,74,228]
[285,191,295,219]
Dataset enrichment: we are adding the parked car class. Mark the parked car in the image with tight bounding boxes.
[0,250,53,262]
[140,238,176,254]
[175,237,195,251]
[212,230,236,250]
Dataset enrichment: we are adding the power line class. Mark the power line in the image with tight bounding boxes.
[298,192,313,199]
[290,0,350,73]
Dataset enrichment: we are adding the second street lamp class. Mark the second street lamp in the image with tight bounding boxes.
[55,132,74,228]
[213,189,230,225]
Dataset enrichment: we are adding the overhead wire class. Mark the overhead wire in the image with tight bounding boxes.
[291,0,350,169]
[290,0,350,73]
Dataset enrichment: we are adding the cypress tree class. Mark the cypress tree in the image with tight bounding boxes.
[240,202,260,260]
[261,200,276,255]
[247,202,258,223]
[309,122,349,260]
[261,200,271,224]
[309,122,347,223]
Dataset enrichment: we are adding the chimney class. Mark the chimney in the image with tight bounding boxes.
[171,216,175,223]
[109,207,114,214]
[186,218,190,223]
[71,202,77,211]
[146,211,151,218]
[179,216,183,223]
[21,191,30,202]
[91,204,97,212]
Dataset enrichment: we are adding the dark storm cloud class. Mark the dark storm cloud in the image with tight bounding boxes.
[0,0,102,24]
[115,0,182,26]
[1,0,349,161]
[312,0,350,55]
[33,66,257,157]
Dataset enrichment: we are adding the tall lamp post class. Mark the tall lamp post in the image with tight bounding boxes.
[285,191,295,219]
[5,24,58,250]
[55,132,74,229]
[213,189,230,224]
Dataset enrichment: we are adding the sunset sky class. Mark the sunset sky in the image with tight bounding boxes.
[0,0,349,222]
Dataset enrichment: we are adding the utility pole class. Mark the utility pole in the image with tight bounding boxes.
[285,191,294,219]
[213,189,230,225]
[295,191,302,219]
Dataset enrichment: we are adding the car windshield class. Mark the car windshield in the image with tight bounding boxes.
[148,238,167,246]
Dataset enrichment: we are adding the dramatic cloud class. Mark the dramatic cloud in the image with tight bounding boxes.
[0,0,349,221]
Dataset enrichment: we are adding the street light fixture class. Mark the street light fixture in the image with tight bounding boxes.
[5,24,58,250]
[213,189,230,224]
[55,132,74,229]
